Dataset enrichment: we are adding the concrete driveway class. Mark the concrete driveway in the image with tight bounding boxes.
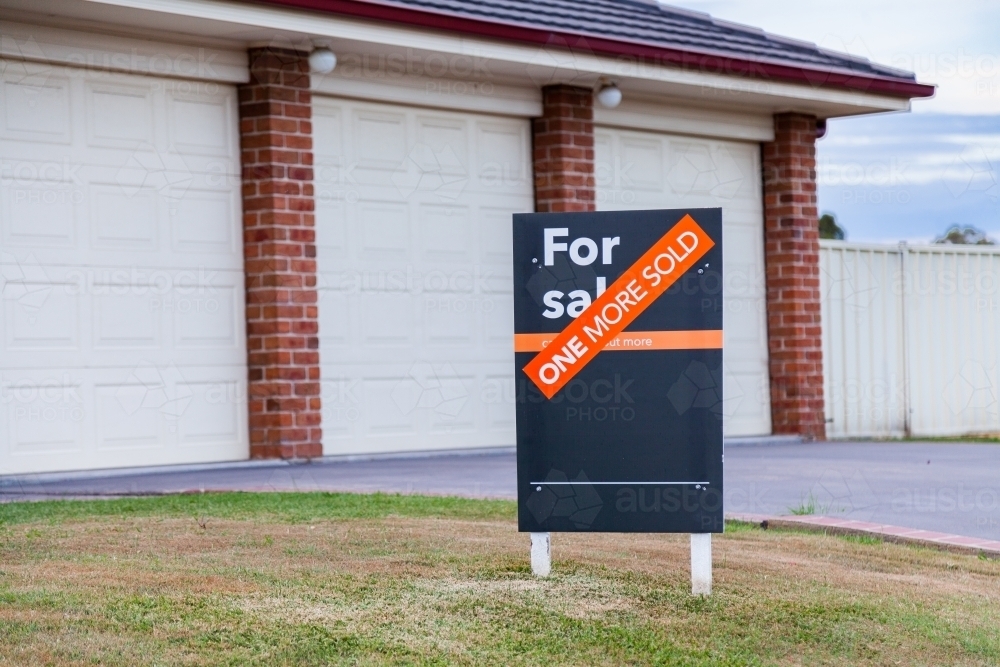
[2,441,999,541]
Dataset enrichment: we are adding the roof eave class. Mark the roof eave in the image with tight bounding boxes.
[249,0,936,100]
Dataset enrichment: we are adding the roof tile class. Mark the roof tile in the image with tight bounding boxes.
[372,0,917,81]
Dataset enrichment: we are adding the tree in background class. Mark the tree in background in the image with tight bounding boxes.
[819,213,846,240]
[934,225,996,245]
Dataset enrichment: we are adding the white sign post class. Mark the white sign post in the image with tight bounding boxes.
[531,532,711,595]
[690,533,712,595]
[530,532,551,577]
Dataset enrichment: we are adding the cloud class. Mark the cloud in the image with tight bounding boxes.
[817,113,1000,242]
[673,0,1000,114]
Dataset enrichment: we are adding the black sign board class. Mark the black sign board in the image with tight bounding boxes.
[513,208,724,533]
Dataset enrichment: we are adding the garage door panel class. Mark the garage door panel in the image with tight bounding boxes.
[352,108,408,172]
[315,198,348,258]
[479,207,514,263]
[723,298,767,347]
[364,376,420,435]
[595,126,771,437]
[724,366,770,431]
[2,263,244,366]
[1,71,72,143]
[474,121,528,188]
[175,379,243,444]
[619,137,664,191]
[167,91,237,157]
[4,284,79,350]
[173,283,241,349]
[315,95,531,455]
[95,381,162,449]
[419,203,473,261]
[170,188,239,255]
[357,201,410,258]
[0,363,246,474]
[0,59,247,473]
[424,297,476,345]
[2,177,241,272]
[319,362,514,450]
[1,145,236,178]
[427,374,477,433]
[85,83,155,148]
[313,105,343,158]
[89,184,159,250]
[482,374,516,430]
[360,292,414,345]
[1,173,80,246]
[415,115,469,172]
[4,372,86,455]
[484,295,514,346]
[317,287,351,339]
[668,142,755,200]
[93,290,162,348]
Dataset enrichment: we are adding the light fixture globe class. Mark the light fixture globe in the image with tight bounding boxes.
[308,48,337,74]
[596,84,622,108]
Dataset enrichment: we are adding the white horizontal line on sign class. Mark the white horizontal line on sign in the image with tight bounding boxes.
[530,482,710,486]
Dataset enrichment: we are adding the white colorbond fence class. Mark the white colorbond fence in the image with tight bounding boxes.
[820,240,1000,438]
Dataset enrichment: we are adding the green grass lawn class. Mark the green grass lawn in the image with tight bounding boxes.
[1,492,999,666]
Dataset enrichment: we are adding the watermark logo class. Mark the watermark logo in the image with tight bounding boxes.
[390,143,468,201]
[524,37,593,88]
[0,33,52,85]
[249,36,312,72]
[943,146,998,201]
[820,252,881,315]
[525,254,598,308]
[667,361,743,419]
[943,360,998,419]
[323,378,361,425]
[668,144,745,200]
[115,362,193,429]
[798,469,880,521]
[391,362,468,420]
[114,142,194,201]
[526,469,603,528]
[0,252,53,322]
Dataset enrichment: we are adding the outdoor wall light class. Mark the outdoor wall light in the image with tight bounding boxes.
[596,83,622,108]
[308,47,337,74]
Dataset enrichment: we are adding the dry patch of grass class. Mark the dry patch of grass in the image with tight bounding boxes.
[0,492,998,666]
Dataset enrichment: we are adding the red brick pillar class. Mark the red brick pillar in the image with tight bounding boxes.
[239,47,322,458]
[762,113,826,439]
[532,85,595,212]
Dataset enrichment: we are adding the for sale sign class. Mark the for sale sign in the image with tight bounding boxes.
[514,208,724,533]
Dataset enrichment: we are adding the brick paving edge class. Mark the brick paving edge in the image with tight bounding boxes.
[727,512,1000,558]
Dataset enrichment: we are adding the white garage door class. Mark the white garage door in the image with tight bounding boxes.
[595,126,772,437]
[0,60,248,474]
[313,96,533,455]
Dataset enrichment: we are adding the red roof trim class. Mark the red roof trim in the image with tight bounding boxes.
[251,0,936,99]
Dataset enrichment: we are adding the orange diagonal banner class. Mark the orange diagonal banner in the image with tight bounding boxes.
[523,214,715,399]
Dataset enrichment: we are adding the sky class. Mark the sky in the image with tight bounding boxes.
[674,0,1000,243]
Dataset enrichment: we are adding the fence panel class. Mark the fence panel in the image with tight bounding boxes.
[820,242,907,437]
[820,241,1000,438]
[904,246,1000,436]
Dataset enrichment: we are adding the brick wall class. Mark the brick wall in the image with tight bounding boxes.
[762,113,826,439]
[239,47,322,458]
[532,85,596,212]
